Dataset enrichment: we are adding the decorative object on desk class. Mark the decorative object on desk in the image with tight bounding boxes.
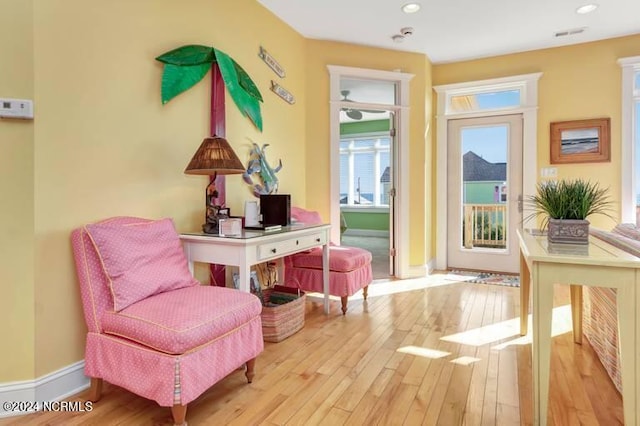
[270,81,295,104]
[244,200,261,227]
[550,117,610,164]
[155,45,263,131]
[258,46,285,78]
[260,194,291,226]
[525,178,613,244]
[243,143,282,197]
[218,217,242,236]
[184,136,245,234]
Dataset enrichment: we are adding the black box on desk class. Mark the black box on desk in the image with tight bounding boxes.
[260,194,290,226]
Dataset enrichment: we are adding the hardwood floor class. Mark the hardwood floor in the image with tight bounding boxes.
[2,275,623,425]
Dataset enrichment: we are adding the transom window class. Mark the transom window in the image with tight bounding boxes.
[446,84,524,115]
[339,135,390,207]
[449,89,521,113]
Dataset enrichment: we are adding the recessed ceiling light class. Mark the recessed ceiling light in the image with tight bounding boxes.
[576,4,598,14]
[402,3,421,14]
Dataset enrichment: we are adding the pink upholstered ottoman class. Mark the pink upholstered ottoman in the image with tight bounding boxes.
[284,245,372,314]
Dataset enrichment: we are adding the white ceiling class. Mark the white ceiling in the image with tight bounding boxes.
[257,0,640,64]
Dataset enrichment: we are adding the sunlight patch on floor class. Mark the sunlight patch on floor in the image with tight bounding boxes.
[491,304,574,350]
[397,346,450,359]
[440,304,573,349]
[304,273,462,302]
[450,356,482,366]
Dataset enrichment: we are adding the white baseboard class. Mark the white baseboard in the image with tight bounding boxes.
[426,258,435,274]
[0,361,89,418]
[406,264,430,278]
[342,229,389,237]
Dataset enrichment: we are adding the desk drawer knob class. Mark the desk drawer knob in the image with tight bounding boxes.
[316,238,321,242]
[296,240,299,245]
[271,248,277,254]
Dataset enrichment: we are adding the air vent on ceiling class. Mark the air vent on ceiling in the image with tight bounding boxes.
[554,27,587,37]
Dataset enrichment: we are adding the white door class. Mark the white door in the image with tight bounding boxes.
[447,114,523,273]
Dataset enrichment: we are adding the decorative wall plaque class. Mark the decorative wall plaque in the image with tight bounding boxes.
[259,46,285,78]
[270,81,295,104]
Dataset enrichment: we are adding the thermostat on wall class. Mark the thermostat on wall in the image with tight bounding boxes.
[0,98,34,119]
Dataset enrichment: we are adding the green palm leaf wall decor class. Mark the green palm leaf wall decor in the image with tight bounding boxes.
[156,44,263,131]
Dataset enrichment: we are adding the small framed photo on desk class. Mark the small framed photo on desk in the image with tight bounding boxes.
[218,218,242,236]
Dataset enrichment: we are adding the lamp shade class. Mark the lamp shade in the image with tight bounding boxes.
[184,136,245,175]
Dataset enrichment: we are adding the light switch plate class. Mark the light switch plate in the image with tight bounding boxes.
[540,167,557,178]
[0,98,34,119]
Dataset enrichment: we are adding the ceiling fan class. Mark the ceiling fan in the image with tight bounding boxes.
[340,90,386,120]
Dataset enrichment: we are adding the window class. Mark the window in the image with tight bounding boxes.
[449,89,521,113]
[619,56,640,224]
[339,135,390,207]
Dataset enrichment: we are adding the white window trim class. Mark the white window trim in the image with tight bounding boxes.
[328,65,414,278]
[433,72,542,271]
[618,56,640,223]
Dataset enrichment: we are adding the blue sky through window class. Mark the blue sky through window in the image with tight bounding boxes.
[475,90,520,110]
[462,126,508,163]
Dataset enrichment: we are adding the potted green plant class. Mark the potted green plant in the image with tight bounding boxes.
[526,178,613,244]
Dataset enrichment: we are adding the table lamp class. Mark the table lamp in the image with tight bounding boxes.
[184,136,245,234]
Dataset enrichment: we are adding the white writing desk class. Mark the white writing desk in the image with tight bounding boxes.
[517,228,640,425]
[180,223,332,314]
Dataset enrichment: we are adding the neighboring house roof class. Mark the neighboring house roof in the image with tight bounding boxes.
[380,166,390,183]
[463,151,506,182]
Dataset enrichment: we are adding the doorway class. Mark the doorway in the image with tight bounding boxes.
[328,66,414,279]
[338,104,396,279]
[434,72,542,273]
[447,114,523,273]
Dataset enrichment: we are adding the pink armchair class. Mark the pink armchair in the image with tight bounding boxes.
[71,217,264,425]
[284,207,372,314]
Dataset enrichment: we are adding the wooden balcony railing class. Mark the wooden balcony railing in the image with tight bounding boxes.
[463,204,507,249]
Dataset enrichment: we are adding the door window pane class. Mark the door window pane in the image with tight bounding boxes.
[460,126,508,249]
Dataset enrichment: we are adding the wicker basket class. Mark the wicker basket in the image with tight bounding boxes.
[260,285,306,343]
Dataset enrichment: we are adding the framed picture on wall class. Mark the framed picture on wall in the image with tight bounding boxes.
[550,117,611,164]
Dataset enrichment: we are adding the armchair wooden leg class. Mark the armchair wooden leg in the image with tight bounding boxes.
[363,286,369,300]
[341,296,348,315]
[87,378,103,402]
[171,404,187,426]
[245,358,256,383]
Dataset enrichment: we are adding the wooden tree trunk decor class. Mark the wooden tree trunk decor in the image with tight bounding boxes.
[156,45,264,286]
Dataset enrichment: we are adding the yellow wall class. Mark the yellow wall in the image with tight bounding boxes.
[0,0,35,382]
[31,0,306,377]
[304,40,431,267]
[433,33,640,231]
[5,0,433,384]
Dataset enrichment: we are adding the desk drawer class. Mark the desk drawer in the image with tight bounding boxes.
[258,239,298,260]
[296,232,327,250]
[257,232,327,260]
